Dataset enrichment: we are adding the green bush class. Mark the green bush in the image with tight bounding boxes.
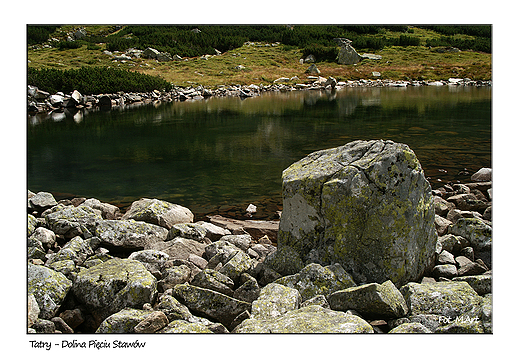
[28,66,173,94]
[27,25,60,45]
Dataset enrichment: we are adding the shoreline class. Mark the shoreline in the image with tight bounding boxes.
[27,76,492,115]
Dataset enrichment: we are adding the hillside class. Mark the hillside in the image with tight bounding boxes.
[27,25,492,89]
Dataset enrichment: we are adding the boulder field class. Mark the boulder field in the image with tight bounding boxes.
[27,140,492,334]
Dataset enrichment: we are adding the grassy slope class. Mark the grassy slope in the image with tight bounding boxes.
[27,26,492,88]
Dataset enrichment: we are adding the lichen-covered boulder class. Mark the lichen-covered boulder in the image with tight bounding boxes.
[82,198,121,220]
[28,263,72,319]
[72,258,157,321]
[46,236,93,266]
[328,280,408,319]
[95,219,168,251]
[28,214,38,237]
[45,204,103,239]
[128,249,169,277]
[158,320,214,333]
[154,294,192,322]
[173,283,251,328]
[400,281,483,320]
[122,198,193,229]
[275,263,356,302]
[29,191,58,212]
[453,274,491,296]
[275,140,437,287]
[219,250,255,283]
[389,322,432,333]
[149,237,205,261]
[28,294,40,327]
[96,308,153,333]
[251,283,301,320]
[190,269,235,297]
[233,305,374,333]
[167,223,207,242]
[449,217,492,268]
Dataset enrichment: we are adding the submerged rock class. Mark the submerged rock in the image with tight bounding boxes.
[273,140,437,286]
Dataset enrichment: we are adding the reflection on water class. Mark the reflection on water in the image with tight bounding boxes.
[27,86,491,220]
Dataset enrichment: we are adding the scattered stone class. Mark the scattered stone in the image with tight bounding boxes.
[389,322,432,333]
[328,280,408,319]
[122,198,194,229]
[28,263,72,319]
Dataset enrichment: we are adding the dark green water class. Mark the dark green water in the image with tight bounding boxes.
[27,85,491,220]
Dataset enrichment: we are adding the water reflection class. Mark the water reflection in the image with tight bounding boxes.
[28,86,491,220]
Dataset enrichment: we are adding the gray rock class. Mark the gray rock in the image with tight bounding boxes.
[233,305,373,333]
[173,283,251,328]
[191,269,235,297]
[453,274,492,295]
[437,250,456,265]
[220,234,252,252]
[274,140,437,286]
[251,283,301,320]
[154,294,192,322]
[158,320,213,333]
[95,219,168,251]
[219,250,255,283]
[334,38,362,65]
[233,274,261,303]
[28,191,58,212]
[400,281,483,320]
[158,265,191,291]
[150,237,206,261]
[449,217,492,268]
[328,280,408,319]
[128,249,169,276]
[122,198,193,229]
[28,294,40,327]
[432,264,458,279]
[275,263,356,302]
[29,227,56,248]
[301,295,330,309]
[46,236,93,266]
[82,198,120,219]
[72,258,157,322]
[45,204,103,239]
[28,263,72,319]
[471,167,492,182]
[96,308,153,333]
[195,221,231,241]
[134,311,169,333]
[167,223,207,242]
[388,322,432,333]
[28,214,38,237]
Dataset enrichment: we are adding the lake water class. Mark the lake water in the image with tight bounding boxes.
[27,85,491,220]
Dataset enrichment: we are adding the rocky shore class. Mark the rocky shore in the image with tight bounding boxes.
[27,141,492,334]
[27,76,491,115]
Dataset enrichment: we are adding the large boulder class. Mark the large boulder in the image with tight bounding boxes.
[233,305,373,333]
[94,219,168,251]
[96,308,154,334]
[45,204,103,239]
[274,140,437,286]
[122,198,193,229]
[28,263,72,319]
[72,258,157,323]
[274,263,356,302]
[400,281,483,321]
[251,283,301,320]
[334,38,363,65]
[328,280,408,319]
[173,283,251,328]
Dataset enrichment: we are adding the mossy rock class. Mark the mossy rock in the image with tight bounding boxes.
[400,281,483,320]
[95,219,168,251]
[328,280,408,319]
[27,263,72,319]
[45,204,103,239]
[274,263,356,302]
[251,283,301,320]
[96,308,153,333]
[173,283,251,328]
[388,322,432,333]
[72,258,157,321]
[158,320,213,333]
[277,140,437,287]
[122,198,194,229]
[233,305,374,333]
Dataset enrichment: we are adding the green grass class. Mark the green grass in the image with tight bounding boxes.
[27,26,492,90]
